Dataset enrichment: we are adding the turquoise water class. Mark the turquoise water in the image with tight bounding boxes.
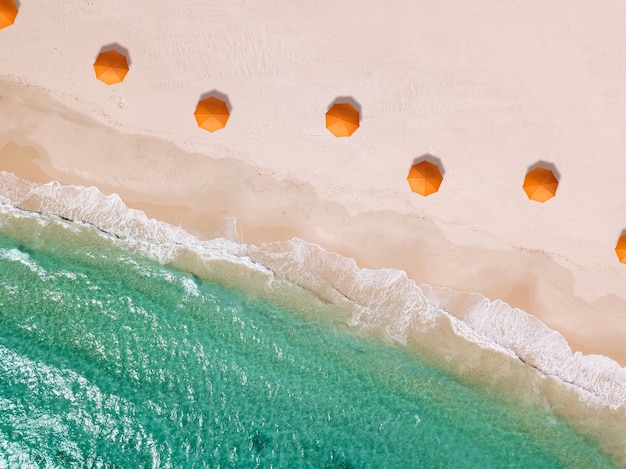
[0,214,619,468]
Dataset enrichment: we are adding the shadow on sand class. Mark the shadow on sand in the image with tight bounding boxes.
[410,153,446,176]
[526,160,561,181]
[328,96,362,117]
[199,90,233,112]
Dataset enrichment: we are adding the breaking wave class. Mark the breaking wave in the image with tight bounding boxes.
[1,171,624,463]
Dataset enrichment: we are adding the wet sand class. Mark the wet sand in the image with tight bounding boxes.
[1,80,625,365]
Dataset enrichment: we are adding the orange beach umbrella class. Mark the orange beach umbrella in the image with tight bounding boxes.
[93,50,129,85]
[407,161,443,196]
[0,0,18,29]
[194,97,230,132]
[522,167,558,203]
[326,103,359,137]
[615,235,626,264]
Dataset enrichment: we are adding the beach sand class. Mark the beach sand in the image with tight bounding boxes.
[1,0,626,370]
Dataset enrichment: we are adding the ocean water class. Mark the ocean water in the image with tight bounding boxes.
[0,202,623,467]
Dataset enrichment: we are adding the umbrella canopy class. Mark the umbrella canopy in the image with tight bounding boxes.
[194,97,230,132]
[615,235,626,264]
[93,50,129,85]
[523,167,558,202]
[0,0,18,29]
[407,161,443,196]
[326,103,359,137]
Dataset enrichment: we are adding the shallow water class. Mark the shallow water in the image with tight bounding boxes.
[0,211,620,468]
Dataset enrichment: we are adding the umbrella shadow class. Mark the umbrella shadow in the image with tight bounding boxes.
[527,160,561,181]
[200,90,233,112]
[329,96,362,117]
[98,43,132,66]
[619,229,626,240]
[14,0,21,8]
[410,153,446,176]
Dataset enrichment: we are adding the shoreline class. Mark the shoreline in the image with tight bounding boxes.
[2,1,626,464]
[2,195,625,465]
[0,206,623,467]
[1,79,626,366]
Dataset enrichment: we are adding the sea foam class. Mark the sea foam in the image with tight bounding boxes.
[1,171,624,462]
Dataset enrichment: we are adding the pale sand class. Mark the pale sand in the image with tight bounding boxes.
[1,1,626,366]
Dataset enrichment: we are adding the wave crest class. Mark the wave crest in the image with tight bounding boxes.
[1,172,624,462]
[248,238,626,407]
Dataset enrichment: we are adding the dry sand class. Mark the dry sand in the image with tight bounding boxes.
[1,1,625,365]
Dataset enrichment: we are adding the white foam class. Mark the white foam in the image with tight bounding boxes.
[0,172,624,454]
[423,285,626,408]
[247,238,626,412]
[0,171,267,278]
[0,247,51,280]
